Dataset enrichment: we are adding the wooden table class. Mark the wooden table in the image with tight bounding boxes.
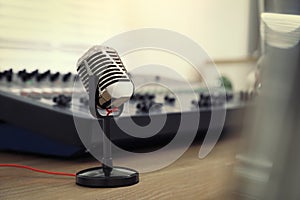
[0,133,239,200]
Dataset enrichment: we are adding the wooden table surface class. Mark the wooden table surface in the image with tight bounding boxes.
[0,133,240,200]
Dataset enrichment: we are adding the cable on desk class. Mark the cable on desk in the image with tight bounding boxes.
[0,164,76,177]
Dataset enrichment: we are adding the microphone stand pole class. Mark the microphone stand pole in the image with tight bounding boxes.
[101,116,113,177]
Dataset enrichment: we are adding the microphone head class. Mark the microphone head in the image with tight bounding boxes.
[77,46,134,109]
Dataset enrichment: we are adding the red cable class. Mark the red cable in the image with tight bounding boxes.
[0,164,76,177]
[105,107,119,116]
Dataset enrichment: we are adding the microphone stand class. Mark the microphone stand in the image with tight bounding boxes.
[101,116,113,177]
[76,75,139,187]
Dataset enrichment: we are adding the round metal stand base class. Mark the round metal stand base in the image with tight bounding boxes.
[76,166,139,188]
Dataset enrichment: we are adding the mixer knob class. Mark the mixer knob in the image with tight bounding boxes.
[144,93,155,100]
[29,69,39,78]
[3,69,13,82]
[138,94,145,101]
[53,94,71,107]
[164,95,175,104]
[136,100,162,113]
[21,72,30,82]
[50,72,60,82]
[62,72,72,82]
[79,97,89,106]
[17,69,26,77]
[17,69,28,82]
[136,101,144,111]
[36,70,51,82]
[191,100,197,106]
[202,99,211,107]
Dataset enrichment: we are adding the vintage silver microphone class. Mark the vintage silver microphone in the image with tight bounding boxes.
[75,45,139,188]
[76,45,134,110]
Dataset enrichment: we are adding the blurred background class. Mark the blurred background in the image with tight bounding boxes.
[1,0,300,199]
[0,0,257,88]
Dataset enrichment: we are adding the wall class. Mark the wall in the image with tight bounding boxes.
[0,0,253,82]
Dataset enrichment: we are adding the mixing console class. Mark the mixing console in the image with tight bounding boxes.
[0,68,247,157]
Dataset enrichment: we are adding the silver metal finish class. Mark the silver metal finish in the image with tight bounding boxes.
[77,46,134,108]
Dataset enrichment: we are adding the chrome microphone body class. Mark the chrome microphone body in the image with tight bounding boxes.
[77,45,134,109]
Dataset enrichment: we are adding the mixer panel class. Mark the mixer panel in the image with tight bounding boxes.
[0,69,247,156]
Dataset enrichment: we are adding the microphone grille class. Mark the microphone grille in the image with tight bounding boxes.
[76,46,130,93]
